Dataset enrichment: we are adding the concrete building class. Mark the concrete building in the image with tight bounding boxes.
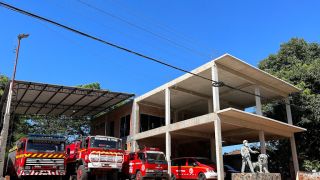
[92,54,306,179]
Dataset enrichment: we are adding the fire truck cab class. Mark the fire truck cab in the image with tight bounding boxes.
[66,135,124,180]
[123,147,169,180]
[6,134,66,179]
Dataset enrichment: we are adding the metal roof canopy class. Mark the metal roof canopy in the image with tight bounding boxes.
[0,80,134,118]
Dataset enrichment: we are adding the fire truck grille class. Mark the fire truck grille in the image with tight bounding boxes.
[26,158,64,166]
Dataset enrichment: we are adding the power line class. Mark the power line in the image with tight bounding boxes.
[0,1,218,84]
[109,0,218,57]
[0,1,299,107]
[76,0,211,59]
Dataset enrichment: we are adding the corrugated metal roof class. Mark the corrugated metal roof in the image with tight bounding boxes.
[0,80,134,118]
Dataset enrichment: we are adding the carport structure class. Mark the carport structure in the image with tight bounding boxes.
[0,80,134,175]
[131,54,306,180]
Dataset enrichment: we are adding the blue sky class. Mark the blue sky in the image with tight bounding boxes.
[1,0,320,96]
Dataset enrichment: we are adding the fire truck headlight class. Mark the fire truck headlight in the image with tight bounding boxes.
[89,154,99,162]
[24,166,31,170]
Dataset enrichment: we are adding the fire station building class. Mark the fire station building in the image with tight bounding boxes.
[91,54,305,179]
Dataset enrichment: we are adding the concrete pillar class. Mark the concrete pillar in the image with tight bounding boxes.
[208,99,213,113]
[131,100,140,152]
[210,135,216,162]
[255,87,266,154]
[165,88,171,125]
[285,97,299,175]
[166,132,171,175]
[165,88,172,175]
[174,111,179,123]
[212,64,224,180]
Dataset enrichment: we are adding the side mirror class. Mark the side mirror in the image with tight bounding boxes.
[66,148,70,155]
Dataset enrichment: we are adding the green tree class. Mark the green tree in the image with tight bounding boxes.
[259,38,320,174]
[0,74,9,98]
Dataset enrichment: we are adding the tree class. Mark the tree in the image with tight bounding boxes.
[259,38,320,174]
[0,74,9,98]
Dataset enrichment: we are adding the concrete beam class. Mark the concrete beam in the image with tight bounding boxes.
[220,83,252,97]
[171,86,211,100]
[220,114,292,137]
[139,101,165,110]
[171,130,211,139]
[217,63,288,97]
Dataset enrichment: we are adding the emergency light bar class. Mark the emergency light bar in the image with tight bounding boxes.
[28,134,66,141]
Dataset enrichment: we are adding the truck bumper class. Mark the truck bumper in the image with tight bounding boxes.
[19,170,66,176]
[204,171,218,179]
[144,172,169,179]
[88,162,122,169]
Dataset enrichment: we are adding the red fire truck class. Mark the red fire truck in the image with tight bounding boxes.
[66,135,124,179]
[122,147,169,180]
[6,134,66,178]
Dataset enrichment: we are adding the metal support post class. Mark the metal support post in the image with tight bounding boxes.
[0,34,29,177]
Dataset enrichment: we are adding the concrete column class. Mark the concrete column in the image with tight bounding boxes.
[255,87,266,154]
[165,88,171,125]
[208,99,213,113]
[210,135,216,162]
[212,64,224,180]
[285,97,299,175]
[174,111,179,123]
[165,88,172,175]
[166,132,171,175]
[131,100,140,152]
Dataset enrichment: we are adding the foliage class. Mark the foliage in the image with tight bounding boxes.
[77,82,101,90]
[0,74,9,97]
[259,38,320,174]
[303,160,320,172]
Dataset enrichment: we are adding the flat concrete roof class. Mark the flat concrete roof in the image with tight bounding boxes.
[136,54,300,103]
[135,108,306,145]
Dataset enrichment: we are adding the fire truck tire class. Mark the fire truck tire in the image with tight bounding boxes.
[170,174,176,180]
[135,171,143,180]
[77,165,89,180]
[197,172,206,180]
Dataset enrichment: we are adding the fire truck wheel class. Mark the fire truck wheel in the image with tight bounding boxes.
[135,171,143,180]
[77,165,89,180]
[171,174,176,180]
[197,172,206,180]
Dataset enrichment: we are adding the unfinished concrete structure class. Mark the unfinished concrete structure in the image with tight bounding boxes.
[92,54,306,179]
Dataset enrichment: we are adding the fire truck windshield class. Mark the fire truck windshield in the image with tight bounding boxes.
[26,139,65,152]
[90,137,121,149]
[146,152,166,164]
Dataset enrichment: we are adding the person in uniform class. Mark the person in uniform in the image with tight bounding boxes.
[241,140,259,173]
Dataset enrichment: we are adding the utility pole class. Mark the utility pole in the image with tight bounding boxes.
[0,34,29,178]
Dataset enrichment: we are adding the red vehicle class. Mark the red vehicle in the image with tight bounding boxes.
[6,134,66,179]
[122,147,169,180]
[66,135,124,179]
[171,157,218,180]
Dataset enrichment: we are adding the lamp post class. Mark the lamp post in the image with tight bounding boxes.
[0,34,29,177]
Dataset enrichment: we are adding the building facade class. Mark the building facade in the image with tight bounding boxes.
[91,54,305,179]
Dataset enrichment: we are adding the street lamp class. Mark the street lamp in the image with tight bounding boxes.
[0,33,29,177]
